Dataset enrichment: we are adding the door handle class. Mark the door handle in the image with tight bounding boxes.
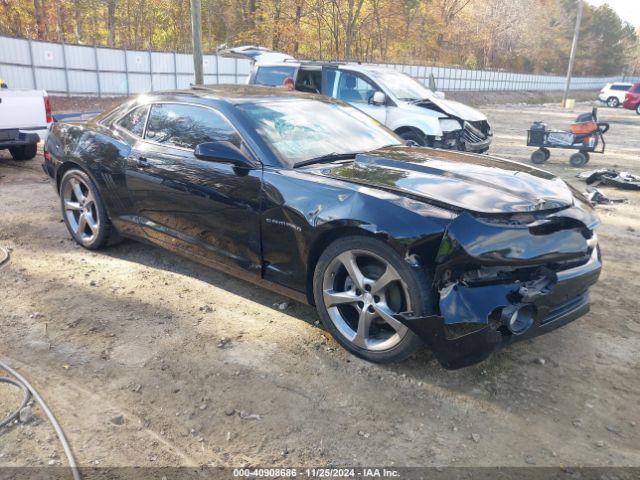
[136,156,149,168]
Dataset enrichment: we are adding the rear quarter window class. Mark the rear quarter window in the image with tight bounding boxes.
[116,105,149,137]
[254,66,297,86]
[613,85,632,91]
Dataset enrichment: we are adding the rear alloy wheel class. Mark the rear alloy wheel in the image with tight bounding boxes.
[606,97,619,108]
[313,236,433,363]
[9,143,37,161]
[59,170,112,249]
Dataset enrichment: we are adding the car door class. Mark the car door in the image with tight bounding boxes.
[125,102,263,275]
[321,67,387,124]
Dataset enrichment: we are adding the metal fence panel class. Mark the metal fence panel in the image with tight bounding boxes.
[0,64,33,89]
[0,37,30,65]
[34,67,66,92]
[151,52,174,73]
[0,35,633,96]
[65,44,96,70]
[152,73,175,91]
[67,69,97,93]
[100,72,128,95]
[97,48,125,72]
[126,50,150,73]
[31,41,64,68]
[175,53,194,74]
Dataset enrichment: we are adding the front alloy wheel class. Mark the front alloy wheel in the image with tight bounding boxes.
[322,249,409,351]
[314,236,433,363]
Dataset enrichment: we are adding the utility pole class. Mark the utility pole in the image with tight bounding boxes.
[191,0,204,85]
[562,0,583,107]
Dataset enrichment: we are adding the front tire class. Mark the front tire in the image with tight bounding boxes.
[313,235,434,363]
[59,169,114,250]
[636,104,640,115]
[398,129,431,147]
[606,97,619,108]
[9,143,37,161]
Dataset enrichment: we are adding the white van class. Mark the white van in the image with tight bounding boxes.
[221,46,492,152]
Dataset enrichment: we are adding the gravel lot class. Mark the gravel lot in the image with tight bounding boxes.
[0,98,639,471]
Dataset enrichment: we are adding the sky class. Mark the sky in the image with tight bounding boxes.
[587,0,640,27]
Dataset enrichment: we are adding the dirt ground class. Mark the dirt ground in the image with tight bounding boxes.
[0,98,639,473]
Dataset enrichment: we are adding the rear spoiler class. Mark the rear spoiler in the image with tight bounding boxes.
[52,111,101,123]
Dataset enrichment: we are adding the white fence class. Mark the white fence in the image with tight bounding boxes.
[0,36,250,96]
[1,35,638,96]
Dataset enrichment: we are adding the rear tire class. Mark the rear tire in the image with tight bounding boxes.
[313,235,434,363]
[606,97,619,108]
[569,152,587,167]
[9,143,37,161]
[59,169,115,250]
[636,104,640,115]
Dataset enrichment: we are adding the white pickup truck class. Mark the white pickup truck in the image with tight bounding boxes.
[0,89,52,160]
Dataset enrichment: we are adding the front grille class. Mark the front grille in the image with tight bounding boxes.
[463,121,491,144]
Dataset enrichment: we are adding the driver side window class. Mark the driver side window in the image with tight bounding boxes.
[144,103,241,150]
[336,72,376,104]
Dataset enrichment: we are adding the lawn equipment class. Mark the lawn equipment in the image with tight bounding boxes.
[526,108,609,167]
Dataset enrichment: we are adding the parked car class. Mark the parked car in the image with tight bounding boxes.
[622,83,640,114]
[598,82,633,108]
[220,46,492,153]
[43,86,601,368]
[0,88,52,160]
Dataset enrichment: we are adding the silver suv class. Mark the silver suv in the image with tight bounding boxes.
[221,46,492,152]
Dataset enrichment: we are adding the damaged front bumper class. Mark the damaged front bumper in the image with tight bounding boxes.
[433,124,492,153]
[399,209,601,369]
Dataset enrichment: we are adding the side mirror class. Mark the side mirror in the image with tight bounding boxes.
[371,91,386,106]
[194,141,255,168]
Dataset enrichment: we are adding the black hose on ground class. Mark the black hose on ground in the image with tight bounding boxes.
[0,359,82,480]
[0,249,81,479]
[0,376,31,428]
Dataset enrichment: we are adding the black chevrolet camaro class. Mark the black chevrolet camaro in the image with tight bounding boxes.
[42,86,602,368]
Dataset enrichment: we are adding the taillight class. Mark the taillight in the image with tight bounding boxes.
[44,95,53,124]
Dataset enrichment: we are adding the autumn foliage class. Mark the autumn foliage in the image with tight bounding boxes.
[1,0,638,75]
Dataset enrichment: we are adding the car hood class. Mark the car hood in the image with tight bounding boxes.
[309,147,574,214]
[407,96,487,122]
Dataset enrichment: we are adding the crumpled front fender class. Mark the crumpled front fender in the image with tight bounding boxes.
[395,208,601,368]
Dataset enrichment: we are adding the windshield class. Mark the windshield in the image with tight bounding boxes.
[237,99,401,166]
[370,70,433,102]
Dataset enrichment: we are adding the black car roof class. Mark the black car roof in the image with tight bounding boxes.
[151,84,326,105]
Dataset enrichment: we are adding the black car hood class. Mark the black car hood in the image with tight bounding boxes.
[310,147,574,214]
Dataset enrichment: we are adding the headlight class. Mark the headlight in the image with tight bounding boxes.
[439,118,462,133]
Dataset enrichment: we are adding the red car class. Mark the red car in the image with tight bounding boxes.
[622,83,640,114]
